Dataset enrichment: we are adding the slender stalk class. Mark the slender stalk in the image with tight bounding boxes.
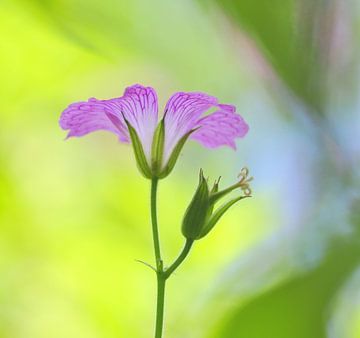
[151,177,165,338]
[150,178,194,338]
[164,239,193,279]
[155,274,166,338]
[151,178,162,268]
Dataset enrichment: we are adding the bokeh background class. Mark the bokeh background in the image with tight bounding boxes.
[1,0,359,337]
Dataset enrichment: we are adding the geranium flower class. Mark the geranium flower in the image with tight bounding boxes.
[59,84,249,178]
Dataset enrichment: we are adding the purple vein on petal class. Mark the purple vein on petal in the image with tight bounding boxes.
[59,84,159,161]
[162,91,249,165]
[59,85,249,169]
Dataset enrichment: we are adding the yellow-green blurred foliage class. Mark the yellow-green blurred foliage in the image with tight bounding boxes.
[0,0,359,337]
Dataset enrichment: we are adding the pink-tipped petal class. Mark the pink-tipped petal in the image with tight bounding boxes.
[191,110,249,149]
[59,84,158,160]
[163,92,219,162]
[118,85,158,160]
[59,97,129,142]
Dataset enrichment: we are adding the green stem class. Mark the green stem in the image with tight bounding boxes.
[150,178,194,338]
[151,178,162,268]
[164,239,194,279]
[155,274,166,338]
[151,177,165,338]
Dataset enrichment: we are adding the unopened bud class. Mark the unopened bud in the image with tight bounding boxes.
[181,168,252,240]
[181,169,210,240]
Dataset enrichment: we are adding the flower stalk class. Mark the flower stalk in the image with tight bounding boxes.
[150,178,194,338]
[150,178,165,338]
[150,178,162,269]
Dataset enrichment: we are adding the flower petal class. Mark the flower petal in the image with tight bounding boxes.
[119,84,158,160]
[59,84,158,160]
[163,92,219,162]
[191,110,249,149]
[59,97,129,142]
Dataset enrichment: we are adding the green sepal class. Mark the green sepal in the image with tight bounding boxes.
[123,118,152,179]
[151,119,165,176]
[210,177,221,194]
[209,183,239,205]
[158,129,196,179]
[198,196,249,239]
[181,169,210,240]
[205,178,221,226]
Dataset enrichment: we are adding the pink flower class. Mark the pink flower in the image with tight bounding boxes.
[59,84,249,178]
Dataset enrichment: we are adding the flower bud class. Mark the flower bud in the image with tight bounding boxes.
[181,169,210,240]
[181,168,252,240]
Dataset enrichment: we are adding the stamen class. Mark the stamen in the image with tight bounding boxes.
[238,167,249,180]
[243,187,252,196]
[237,167,253,196]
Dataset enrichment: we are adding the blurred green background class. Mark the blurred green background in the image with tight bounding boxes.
[0,0,359,337]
